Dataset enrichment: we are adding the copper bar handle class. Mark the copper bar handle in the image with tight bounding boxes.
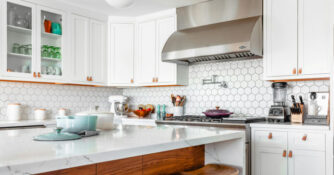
[302,135,307,141]
[298,68,302,74]
[90,77,93,82]
[86,76,89,81]
[282,150,287,157]
[288,151,293,158]
[33,72,37,78]
[37,72,41,78]
[156,77,158,83]
[131,79,134,83]
[268,132,273,139]
[152,78,155,83]
[293,68,297,75]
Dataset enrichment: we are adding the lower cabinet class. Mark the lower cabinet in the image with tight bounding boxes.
[252,127,328,175]
[37,145,204,175]
[254,147,288,175]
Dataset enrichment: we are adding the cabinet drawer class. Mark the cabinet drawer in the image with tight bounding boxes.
[254,131,287,148]
[289,132,325,151]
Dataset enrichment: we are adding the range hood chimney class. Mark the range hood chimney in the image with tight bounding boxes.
[162,0,263,65]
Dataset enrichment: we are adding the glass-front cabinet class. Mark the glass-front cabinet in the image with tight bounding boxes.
[2,0,65,81]
[5,0,35,77]
[37,7,64,79]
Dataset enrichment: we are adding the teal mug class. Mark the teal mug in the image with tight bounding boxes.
[51,22,62,35]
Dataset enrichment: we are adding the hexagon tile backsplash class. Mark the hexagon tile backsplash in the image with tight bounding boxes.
[123,59,330,117]
[0,82,122,120]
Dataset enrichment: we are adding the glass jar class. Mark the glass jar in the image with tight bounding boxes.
[18,45,26,55]
[25,44,32,55]
[12,43,20,53]
[272,82,288,105]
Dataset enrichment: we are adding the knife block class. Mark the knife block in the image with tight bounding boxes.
[291,104,304,123]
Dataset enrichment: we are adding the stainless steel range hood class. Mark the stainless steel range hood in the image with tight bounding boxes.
[162,0,263,65]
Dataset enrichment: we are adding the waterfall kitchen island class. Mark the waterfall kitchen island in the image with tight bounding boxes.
[0,124,246,175]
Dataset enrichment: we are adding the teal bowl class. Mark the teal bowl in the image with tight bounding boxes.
[56,115,97,133]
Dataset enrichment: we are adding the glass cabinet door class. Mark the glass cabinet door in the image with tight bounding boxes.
[39,9,63,78]
[6,1,34,75]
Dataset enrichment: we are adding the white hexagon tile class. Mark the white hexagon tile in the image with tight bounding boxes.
[123,59,330,117]
[0,82,122,120]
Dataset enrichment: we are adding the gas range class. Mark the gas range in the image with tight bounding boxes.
[157,115,266,126]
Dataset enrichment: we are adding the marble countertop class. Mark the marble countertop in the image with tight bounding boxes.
[250,122,330,131]
[0,120,56,128]
[0,124,244,175]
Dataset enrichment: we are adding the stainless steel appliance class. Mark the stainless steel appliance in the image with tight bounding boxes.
[156,115,266,175]
[268,82,290,122]
[109,95,129,116]
[162,0,263,65]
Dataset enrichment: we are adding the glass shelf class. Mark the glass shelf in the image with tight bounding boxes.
[42,32,62,39]
[42,57,61,62]
[8,53,32,59]
[8,25,32,34]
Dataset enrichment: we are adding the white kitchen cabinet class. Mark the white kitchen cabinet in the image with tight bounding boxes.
[0,0,69,82]
[264,0,298,78]
[264,0,331,80]
[254,147,287,175]
[90,20,107,84]
[156,16,179,84]
[137,20,156,84]
[288,150,326,175]
[72,14,90,83]
[109,23,135,85]
[71,14,107,85]
[298,0,331,76]
[251,126,330,175]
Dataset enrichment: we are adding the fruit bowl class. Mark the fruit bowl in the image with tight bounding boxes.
[133,107,152,118]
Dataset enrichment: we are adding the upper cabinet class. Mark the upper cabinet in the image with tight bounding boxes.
[71,14,107,85]
[109,10,188,87]
[109,23,135,86]
[264,0,331,80]
[136,20,157,84]
[1,0,67,81]
[3,0,35,78]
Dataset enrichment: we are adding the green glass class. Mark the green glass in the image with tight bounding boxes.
[12,43,20,53]
[18,46,26,55]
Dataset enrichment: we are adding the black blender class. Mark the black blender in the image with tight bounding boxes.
[268,82,290,122]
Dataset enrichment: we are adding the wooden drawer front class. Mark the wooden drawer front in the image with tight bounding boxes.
[97,156,142,175]
[37,164,96,175]
[142,145,204,175]
[254,131,287,148]
[289,132,325,151]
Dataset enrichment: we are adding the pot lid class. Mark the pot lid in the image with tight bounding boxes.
[34,128,81,141]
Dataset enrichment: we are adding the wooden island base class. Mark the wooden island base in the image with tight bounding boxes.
[37,145,205,175]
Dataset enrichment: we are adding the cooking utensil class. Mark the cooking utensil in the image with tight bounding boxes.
[203,107,233,118]
[34,128,81,141]
[76,106,114,130]
[56,115,97,133]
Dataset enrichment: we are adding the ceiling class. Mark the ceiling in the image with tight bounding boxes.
[56,0,208,16]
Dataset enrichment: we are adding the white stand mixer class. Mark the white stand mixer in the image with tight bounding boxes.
[109,96,129,124]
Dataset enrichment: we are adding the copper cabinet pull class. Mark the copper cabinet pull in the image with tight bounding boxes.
[288,151,293,158]
[268,133,273,139]
[282,150,287,157]
[293,68,297,75]
[131,79,134,83]
[152,78,155,83]
[86,76,89,81]
[156,77,158,83]
[33,72,37,78]
[90,77,93,81]
[37,72,41,78]
[298,68,302,74]
[302,135,307,141]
